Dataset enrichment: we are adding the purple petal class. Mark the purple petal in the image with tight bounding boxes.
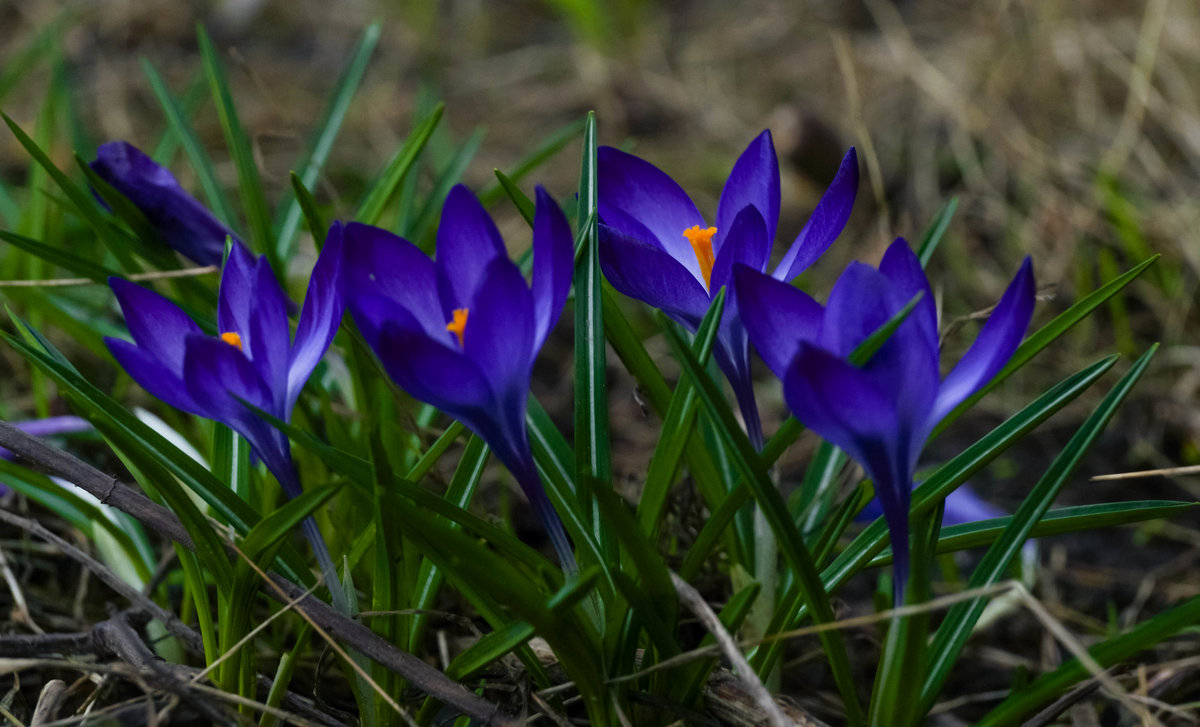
[598,145,706,276]
[772,147,859,281]
[217,242,259,354]
[374,320,497,425]
[341,222,445,339]
[709,205,771,294]
[943,486,1007,526]
[878,238,939,356]
[530,187,574,349]
[818,262,895,357]
[182,336,278,447]
[10,416,92,438]
[109,277,203,373]
[435,185,507,311]
[464,257,535,409]
[715,131,780,253]
[734,264,823,379]
[90,141,237,266]
[248,258,292,409]
[598,222,712,328]
[107,337,202,415]
[288,223,345,415]
[782,343,913,598]
[931,257,1035,424]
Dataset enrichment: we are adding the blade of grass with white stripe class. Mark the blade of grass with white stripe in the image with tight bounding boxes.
[574,111,615,564]
[274,22,380,259]
[406,126,485,247]
[197,26,274,264]
[289,172,329,248]
[659,312,866,724]
[919,345,1158,714]
[916,197,958,267]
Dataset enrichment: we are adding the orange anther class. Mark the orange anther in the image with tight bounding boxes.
[446,308,469,347]
[220,331,244,351]
[682,225,718,290]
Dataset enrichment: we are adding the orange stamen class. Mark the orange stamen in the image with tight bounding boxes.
[682,225,718,290]
[220,331,243,351]
[446,308,469,347]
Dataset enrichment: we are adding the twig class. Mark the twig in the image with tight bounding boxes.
[30,679,66,727]
[1091,464,1200,481]
[0,508,203,655]
[0,266,218,288]
[0,539,44,634]
[669,571,788,727]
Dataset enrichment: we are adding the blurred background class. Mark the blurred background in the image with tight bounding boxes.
[3,0,1200,709]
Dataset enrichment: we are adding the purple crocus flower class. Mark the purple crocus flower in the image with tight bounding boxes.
[90,141,239,267]
[735,238,1035,599]
[104,231,347,608]
[342,184,575,567]
[598,131,857,447]
[105,235,343,497]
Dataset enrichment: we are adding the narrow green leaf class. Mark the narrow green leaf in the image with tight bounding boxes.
[920,345,1157,713]
[637,288,726,539]
[197,26,273,261]
[494,169,535,225]
[573,111,614,563]
[289,173,329,249]
[0,230,117,282]
[407,126,485,245]
[140,58,238,227]
[1,112,139,271]
[241,482,342,563]
[916,197,957,267]
[356,103,444,226]
[275,22,380,259]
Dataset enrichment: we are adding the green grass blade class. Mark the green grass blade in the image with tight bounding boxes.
[0,230,117,281]
[916,197,958,267]
[2,112,140,271]
[356,103,444,226]
[493,169,536,225]
[197,26,273,262]
[289,172,329,248]
[659,313,865,724]
[573,111,614,563]
[920,345,1158,714]
[637,288,725,539]
[406,126,485,246]
[140,58,238,227]
[274,22,380,259]
[936,256,1157,436]
[240,482,341,563]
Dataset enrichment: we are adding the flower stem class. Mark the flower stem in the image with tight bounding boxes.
[301,515,352,615]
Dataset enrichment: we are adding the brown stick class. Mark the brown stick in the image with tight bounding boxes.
[0,421,516,727]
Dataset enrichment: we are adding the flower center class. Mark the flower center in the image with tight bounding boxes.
[446,308,469,347]
[682,225,717,290]
[220,331,244,351]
